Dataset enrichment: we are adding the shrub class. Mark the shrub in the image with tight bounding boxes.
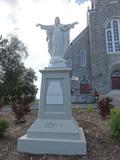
[97,97,114,118]
[87,105,94,113]
[0,118,9,138]
[19,97,32,113]
[11,97,32,123]
[109,108,120,138]
[11,104,27,123]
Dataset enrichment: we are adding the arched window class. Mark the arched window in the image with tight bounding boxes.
[80,50,86,66]
[106,19,120,53]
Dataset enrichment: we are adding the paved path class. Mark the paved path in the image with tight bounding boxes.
[0,103,40,112]
[1,102,97,112]
[105,90,120,107]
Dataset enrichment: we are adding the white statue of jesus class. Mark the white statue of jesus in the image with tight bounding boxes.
[36,17,78,67]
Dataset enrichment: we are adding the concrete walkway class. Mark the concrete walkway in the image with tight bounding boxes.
[0,103,40,112]
[105,90,120,107]
[1,102,97,112]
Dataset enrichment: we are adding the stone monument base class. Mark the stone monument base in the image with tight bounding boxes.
[17,67,87,155]
[17,118,86,155]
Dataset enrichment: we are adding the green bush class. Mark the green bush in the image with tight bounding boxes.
[0,118,9,138]
[109,108,120,137]
[87,105,94,113]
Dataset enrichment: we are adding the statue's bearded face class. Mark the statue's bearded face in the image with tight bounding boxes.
[55,17,60,26]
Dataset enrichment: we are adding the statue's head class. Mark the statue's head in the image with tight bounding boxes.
[55,17,60,26]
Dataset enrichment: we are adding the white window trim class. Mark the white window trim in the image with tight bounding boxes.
[80,50,87,67]
[106,19,120,54]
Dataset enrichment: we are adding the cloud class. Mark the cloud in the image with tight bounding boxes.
[75,0,88,4]
[0,0,18,26]
[0,0,18,6]
[67,0,89,5]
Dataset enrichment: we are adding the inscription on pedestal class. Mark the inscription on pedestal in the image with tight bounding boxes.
[46,80,63,105]
[45,123,57,128]
[45,122,63,128]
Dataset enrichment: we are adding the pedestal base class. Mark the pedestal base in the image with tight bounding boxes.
[17,119,86,155]
[17,67,87,155]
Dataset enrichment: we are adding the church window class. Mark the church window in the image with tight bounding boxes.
[80,50,86,66]
[107,22,111,29]
[106,19,120,53]
[113,20,119,41]
[107,30,113,52]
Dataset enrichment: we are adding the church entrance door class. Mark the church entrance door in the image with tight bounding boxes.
[111,71,120,89]
[80,79,89,94]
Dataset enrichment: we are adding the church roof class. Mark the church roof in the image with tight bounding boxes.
[64,26,89,58]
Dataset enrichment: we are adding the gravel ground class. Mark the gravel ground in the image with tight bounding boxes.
[0,108,120,160]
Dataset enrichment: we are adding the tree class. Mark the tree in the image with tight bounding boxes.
[0,35,38,103]
[15,67,38,102]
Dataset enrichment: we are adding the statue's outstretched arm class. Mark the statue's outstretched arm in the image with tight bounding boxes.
[36,24,53,30]
[62,22,78,31]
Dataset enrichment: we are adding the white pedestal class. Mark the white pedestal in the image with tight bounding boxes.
[17,68,87,155]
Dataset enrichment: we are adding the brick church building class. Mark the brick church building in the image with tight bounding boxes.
[65,0,120,103]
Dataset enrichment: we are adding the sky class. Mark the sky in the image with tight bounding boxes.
[0,0,91,97]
